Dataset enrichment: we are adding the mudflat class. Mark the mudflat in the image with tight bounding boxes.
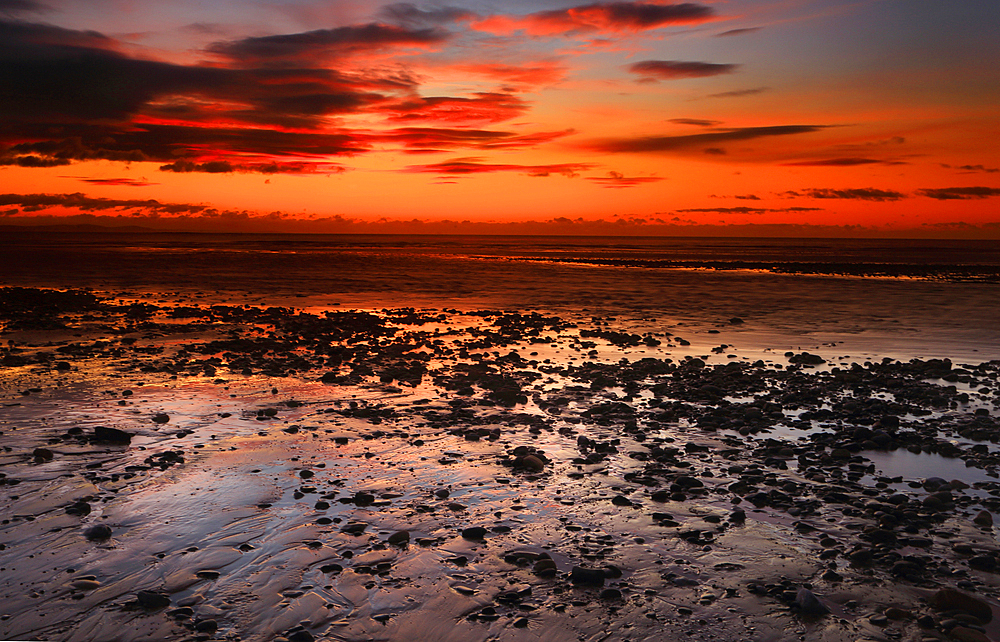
[1,284,999,642]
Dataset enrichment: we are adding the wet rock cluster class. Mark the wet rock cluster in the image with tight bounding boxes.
[1,287,999,642]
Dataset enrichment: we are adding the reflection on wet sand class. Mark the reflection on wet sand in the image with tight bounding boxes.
[1,286,999,641]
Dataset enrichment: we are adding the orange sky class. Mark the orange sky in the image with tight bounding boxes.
[1,0,999,236]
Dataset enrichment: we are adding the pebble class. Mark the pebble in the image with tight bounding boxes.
[83,524,112,541]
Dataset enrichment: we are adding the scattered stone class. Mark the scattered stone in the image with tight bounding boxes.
[135,590,171,610]
[794,588,830,616]
[570,566,605,586]
[83,524,112,541]
[92,426,132,445]
[387,531,410,546]
[929,589,993,623]
[973,510,993,527]
[461,527,487,540]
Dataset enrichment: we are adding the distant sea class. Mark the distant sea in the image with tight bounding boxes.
[2,230,999,362]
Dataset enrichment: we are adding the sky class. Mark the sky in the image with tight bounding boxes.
[1,0,999,236]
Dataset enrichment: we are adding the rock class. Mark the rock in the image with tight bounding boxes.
[929,588,993,623]
[92,426,132,445]
[340,522,367,536]
[353,492,375,507]
[533,558,558,578]
[136,590,171,610]
[71,579,101,591]
[152,413,170,424]
[195,619,218,633]
[387,531,410,546]
[570,566,605,586]
[949,627,990,642]
[600,588,623,600]
[611,495,632,507]
[794,588,830,616]
[462,526,487,540]
[66,501,91,516]
[868,614,888,626]
[973,510,993,527]
[32,447,54,462]
[84,524,112,541]
[287,630,315,642]
[522,455,544,472]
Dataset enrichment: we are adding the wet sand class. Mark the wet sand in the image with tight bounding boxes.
[1,285,1000,642]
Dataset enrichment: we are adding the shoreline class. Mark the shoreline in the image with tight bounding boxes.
[1,288,999,641]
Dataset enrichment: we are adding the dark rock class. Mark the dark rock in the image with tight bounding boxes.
[152,413,170,424]
[340,522,367,535]
[353,492,375,507]
[570,566,605,586]
[136,590,171,610]
[66,501,91,516]
[287,630,315,642]
[462,526,487,540]
[929,589,992,623]
[794,588,830,616]
[387,531,410,546]
[195,619,218,633]
[973,510,993,527]
[32,447,54,462]
[600,588,623,600]
[92,426,132,445]
[83,524,112,541]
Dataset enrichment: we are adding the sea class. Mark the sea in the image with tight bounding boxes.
[2,230,999,362]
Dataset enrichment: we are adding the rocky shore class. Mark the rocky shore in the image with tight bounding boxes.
[1,287,999,642]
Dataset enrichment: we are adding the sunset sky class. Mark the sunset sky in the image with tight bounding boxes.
[1,0,999,235]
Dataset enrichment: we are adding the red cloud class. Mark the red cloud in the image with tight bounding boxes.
[472,2,715,36]
[453,62,568,87]
[383,92,529,124]
[386,127,576,152]
[406,157,593,177]
[586,171,664,187]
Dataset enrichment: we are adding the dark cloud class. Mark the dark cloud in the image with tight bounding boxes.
[715,27,760,37]
[0,19,407,131]
[207,23,448,66]
[1,18,577,173]
[159,160,336,174]
[0,0,48,16]
[628,60,737,81]
[0,153,71,167]
[76,177,157,187]
[475,2,715,35]
[783,158,902,167]
[585,125,827,154]
[405,157,593,177]
[586,171,663,188]
[677,206,823,214]
[734,194,760,200]
[917,187,1000,200]
[0,192,220,216]
[669,118,721,127]
[379,3,476,26]
[708,87,768,98]
[943,164,1000,174]
[796,188,907,201]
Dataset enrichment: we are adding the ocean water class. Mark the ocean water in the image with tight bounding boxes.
[1,231,999,361]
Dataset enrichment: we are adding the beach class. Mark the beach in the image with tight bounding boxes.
[1,233,1000,642]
